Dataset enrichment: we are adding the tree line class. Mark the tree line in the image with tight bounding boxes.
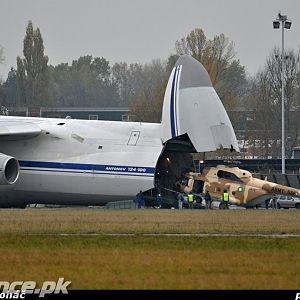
[0,21,300,158]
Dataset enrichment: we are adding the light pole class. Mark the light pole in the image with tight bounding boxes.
[273,12,292,174]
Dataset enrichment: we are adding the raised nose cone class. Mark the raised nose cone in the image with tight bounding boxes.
[161,54,239,153]
[175,55,212,89]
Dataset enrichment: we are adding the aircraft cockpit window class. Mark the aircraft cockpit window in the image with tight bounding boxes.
[241,171,252,179]
[217,170,242,183]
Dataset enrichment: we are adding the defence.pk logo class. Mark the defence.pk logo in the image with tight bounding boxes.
[0,278,71,298]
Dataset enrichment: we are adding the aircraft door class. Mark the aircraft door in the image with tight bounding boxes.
[127,131,140,145]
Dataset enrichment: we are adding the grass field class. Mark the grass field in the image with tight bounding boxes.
[0,208,300,289]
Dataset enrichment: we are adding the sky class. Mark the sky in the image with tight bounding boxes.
[0,0,300,81]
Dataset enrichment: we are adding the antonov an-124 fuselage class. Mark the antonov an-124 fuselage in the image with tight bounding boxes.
[0,55,238,207]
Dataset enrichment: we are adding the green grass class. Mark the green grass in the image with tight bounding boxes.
[0,209,300,289]
[0,208,299,234]
[0,235,300,289]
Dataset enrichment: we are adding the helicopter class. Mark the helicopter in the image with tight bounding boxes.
[178,164,300,209]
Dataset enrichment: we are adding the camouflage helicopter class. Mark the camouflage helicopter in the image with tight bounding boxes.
[178,164,300,209]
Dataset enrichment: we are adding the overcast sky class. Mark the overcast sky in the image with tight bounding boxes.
[0,0,299,81]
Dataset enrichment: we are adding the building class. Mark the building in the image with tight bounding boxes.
[7,106,133,122]
[292,146,300,159]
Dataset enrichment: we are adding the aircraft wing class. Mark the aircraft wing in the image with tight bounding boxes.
[0,120,42,140]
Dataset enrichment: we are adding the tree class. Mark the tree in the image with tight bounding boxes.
[130,77,166,123]
[247,71,277,158]
[248,47,300,158]
[175,28,246,113]
[112,59,166,121]
[51,56,118,107]
[128,60,166,122]
[16,21,51,108]
[112,62,137,105]
[3,68,17,106]
[175,28,235,86]
[175,28,206,61]
[216,59,247,112]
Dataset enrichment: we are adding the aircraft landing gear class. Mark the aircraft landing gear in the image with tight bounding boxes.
[219,202,229,209]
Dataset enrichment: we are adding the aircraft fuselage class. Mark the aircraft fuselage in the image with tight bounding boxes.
[0,117,163,206]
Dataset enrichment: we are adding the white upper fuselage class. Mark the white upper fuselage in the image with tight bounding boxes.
[0,116,163,205]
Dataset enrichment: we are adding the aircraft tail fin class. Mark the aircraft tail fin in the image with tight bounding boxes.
[161,55,239,153]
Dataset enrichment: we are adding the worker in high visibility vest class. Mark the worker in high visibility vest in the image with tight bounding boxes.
[222,189,229,209]
[187,191,194,209]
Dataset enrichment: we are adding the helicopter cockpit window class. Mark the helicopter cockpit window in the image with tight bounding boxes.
[217,170,243,183]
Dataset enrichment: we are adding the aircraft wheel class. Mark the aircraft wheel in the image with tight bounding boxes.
[219,202,226,209]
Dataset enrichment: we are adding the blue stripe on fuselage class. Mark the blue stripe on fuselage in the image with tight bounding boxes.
[170,66,181,138]
[170,67,178,138]
[19,160,155,175]
[174,65,180,136]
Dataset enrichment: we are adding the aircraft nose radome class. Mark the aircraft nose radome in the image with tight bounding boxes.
[175,55,213,89]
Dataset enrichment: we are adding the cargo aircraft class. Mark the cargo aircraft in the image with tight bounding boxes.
[0,55,238,207]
